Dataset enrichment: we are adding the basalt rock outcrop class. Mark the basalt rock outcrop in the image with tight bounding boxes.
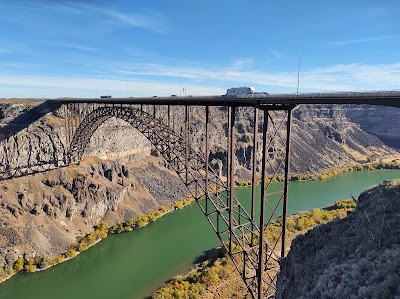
[276,180,400,299]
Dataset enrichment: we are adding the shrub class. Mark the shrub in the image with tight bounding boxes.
[64,249,77,258]
[174,201,184,209]
[85,232,97,245]
[78,242,88,252]
[354,164,363,171]
[295,217,316,231]
[137,219,147,228]
[363,163,375,170]
[38,257,52,269]
[24,264,36,273]
[94,222,108,232]
[52,255,64,265]
[13,257,24,271]
[147,213,157,222]
[331,199,356,210]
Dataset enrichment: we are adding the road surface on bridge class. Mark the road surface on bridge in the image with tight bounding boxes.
[53,90,400,108]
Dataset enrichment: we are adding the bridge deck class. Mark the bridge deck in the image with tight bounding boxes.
[55,91,400,108]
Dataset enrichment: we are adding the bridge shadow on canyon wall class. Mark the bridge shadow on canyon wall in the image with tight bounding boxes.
[0,100,64,181]
[376,135,400,149]
[0,100,62,142]
[0,161,67,181]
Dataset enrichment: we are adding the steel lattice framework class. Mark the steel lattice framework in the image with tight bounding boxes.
[64,103,296,298]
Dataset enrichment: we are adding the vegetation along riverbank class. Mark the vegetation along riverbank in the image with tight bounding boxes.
[0,196,195,283]
[150,179,400,298]
[149,198,357,298]
[236,159,400,186]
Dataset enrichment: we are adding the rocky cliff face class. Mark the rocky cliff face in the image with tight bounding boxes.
[345,105,400,148]
[289,104,400,173]
[276,180,400,299]
[0,101,399,180]
[0,101,66,175]
[295,104,400,148]
[0,156,187,270]
[177,105,399,178]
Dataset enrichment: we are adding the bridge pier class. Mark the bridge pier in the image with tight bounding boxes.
[205,106,209,215]
[258,108,269,298]
[229,106,236,254]
[281,108,293,258]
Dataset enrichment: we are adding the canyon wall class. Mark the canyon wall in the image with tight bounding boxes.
[0,100,399,271]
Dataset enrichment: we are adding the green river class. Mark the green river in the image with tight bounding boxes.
[1,170,400,299]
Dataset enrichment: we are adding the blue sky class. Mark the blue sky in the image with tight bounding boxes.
[0,0,399,98]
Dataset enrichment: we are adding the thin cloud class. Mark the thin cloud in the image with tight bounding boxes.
[269,49,285,59]
[0,74,224,97]
[0,62,40,69]
[1,1,167,33]
[0,4,50,12]
[365,49,400,56]
[322,35,400,46]
[33,1,167,33]
[104,9,167,33]
[0,48,11,54]
[36,1,89,15]
[63,43,99,52]
[231,58,255,70]
[2,62,400,96]
[0,43,38,56]
[108,61,400,91]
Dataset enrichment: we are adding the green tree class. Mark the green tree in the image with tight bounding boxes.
[13,257,24,271]
[78,242,88,252]
[65,249,77,258]
[25,264,37,273]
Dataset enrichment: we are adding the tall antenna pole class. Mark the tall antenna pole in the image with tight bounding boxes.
[297,55,301,95]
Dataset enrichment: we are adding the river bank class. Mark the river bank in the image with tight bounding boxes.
[236,159,400,186]
[0,196,195,284]
[150,198,357,298]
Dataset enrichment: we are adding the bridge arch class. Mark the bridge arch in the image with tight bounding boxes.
[67,107,220,194]
[67,106,228,211]
[67,106,170,164]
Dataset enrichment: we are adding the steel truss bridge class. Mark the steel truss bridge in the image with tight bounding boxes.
[8,91,400,298]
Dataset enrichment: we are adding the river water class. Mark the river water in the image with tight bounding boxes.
[1,170,400,299]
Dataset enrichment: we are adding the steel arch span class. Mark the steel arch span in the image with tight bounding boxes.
[66,105,288,298]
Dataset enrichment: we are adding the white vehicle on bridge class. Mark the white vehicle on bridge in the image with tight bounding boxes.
[226,86,255,97]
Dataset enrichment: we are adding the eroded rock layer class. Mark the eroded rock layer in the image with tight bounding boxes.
[0,156,187,269]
